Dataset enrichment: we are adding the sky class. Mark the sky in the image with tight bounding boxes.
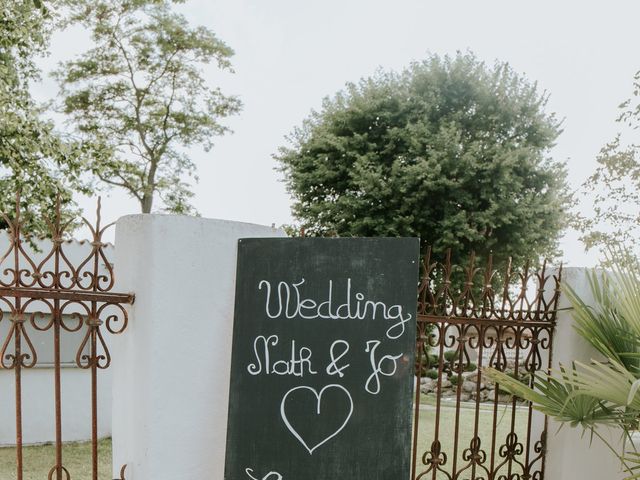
[33,0,640,267]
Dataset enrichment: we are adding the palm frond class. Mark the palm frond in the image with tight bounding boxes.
[484,366,623,429]
[563,360,640,410]
[622,451,640,479]
[607,247,640,345]
[564,269,640,375]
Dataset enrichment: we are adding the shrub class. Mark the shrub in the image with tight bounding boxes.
[424,369,439,380]
[444,350,458,362]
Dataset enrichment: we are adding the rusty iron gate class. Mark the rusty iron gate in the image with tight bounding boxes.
[0,196,133,480]
[412,248,562,480]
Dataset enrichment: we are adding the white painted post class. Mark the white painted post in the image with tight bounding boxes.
[111,215,285,480]
[544,267,624,479]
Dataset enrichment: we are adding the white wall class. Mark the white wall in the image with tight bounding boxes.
[111,214,285,480]
[0,232,114,446]
[0,368,111,446]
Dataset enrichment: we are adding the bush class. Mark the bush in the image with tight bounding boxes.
[449,374,462,386]
[419,353,439,367]
[464,362,477,373]
[444,350,458,362]
[424,369,439,380]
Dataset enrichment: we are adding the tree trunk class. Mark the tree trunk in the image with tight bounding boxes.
[141,193,153,213]
[141,157,158,213]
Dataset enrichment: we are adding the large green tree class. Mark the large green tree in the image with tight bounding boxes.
[276,53,569,266]
[0,0,85,233]
[56,0,242,214]
[577,71,640,262]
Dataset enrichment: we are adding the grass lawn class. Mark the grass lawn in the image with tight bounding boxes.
[0,439,112,480]
[415,397,529,478]
[0,401,529,479]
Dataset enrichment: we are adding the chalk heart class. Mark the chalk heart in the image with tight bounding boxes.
[280,384,354,455]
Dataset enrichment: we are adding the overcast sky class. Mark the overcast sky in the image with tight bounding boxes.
[33,0,640,267]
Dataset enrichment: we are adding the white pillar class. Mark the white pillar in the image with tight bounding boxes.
[544,267,624,479]
[111,215,284,480]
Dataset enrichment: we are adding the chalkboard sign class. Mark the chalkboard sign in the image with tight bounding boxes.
[224,237,419,480]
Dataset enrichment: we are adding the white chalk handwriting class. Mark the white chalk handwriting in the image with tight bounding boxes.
[280,384,354,455]
[245,467,283,480]
[247,335,317,377]
[258,278,411,340]
[325,340,350,378]
[364,340,403,395]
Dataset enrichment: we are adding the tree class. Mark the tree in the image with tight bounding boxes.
[577,71,640,262]
[56,0,242,214]
[0,0,86,234]
[276,53,570,267]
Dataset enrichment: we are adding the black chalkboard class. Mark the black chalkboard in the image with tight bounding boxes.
[224,237,419,480]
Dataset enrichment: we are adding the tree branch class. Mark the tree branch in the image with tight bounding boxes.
[96,171,142,201]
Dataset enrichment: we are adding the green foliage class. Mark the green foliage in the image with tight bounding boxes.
[565,265,640,375]
[496,371,530,395]
[416,344,437,377]
[0,0,86,234]
[418,350,477,381]
[444,350,458,363]
[484,250,640,478]
[428,354,439,368]
[424,369,439,380]
[276,52,569,267]
[489,366,621,427]
[55,0,242,213]
[577,72,640,262]
[450,374,462,386]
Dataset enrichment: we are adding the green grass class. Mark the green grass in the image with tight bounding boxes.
[0,402,529,479]
[0,438,112,480]
[414,397,529,478]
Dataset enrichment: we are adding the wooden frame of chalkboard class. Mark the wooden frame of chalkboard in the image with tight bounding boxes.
[224,237,419,480]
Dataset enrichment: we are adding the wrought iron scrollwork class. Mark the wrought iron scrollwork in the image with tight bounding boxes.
[455,436,490,480]
[413,248,560,480]
[0,193,134,480]
[417,440,452,480]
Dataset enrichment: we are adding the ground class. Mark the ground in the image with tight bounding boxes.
[0,400,527,479]
[0,439,111,480]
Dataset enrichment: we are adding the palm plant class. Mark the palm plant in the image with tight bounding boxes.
[484,249,640,478]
